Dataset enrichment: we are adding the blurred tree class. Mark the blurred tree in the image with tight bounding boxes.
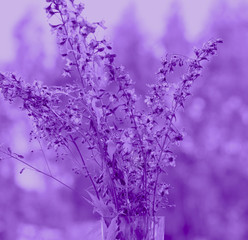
[163,1,248,239]
[112,3,159,95]
[161,0,190,56]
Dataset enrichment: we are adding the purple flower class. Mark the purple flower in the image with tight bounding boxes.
[0,0,222,230]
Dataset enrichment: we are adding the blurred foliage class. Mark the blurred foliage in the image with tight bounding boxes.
[162,2,248,240]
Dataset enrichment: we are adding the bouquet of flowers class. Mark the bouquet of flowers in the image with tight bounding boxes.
[0,0,222,239]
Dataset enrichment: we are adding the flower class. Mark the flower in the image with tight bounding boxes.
[0,0,222,228]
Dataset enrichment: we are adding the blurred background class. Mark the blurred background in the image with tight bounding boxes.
[1,0,248,239]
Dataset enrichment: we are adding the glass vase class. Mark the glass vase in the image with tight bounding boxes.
[101,215,165,240]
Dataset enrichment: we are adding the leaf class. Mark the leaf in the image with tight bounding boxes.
[59,38,67,45]
[0,73,5,80]
[7,147,12,154]
[216,38,223,43]
[107,139,116,160]
[49,23,62,29]
[105,216,119,240]
[84,190,114,217]
[47,11,58,18]
[14,153,24,159]
[97,21,107,30]
[97,47,105,52]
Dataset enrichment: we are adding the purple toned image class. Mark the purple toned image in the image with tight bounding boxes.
[0,0,246,239]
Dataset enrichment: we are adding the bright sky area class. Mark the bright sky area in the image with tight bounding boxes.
[0,0,228,63]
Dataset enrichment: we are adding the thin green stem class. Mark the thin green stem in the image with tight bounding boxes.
[0,149,76,193]
[58,9,85,87]
[70,135,100,200]
[152,105,177,216]
[90,119,119,211]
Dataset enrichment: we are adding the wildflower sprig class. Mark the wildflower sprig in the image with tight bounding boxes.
[143,39,223,214]
[0,0,222,238]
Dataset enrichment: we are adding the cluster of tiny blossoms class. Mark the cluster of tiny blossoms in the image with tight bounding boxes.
[0,0,222,233]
